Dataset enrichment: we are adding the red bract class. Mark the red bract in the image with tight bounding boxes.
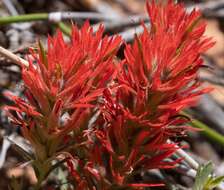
[5,22,121,161]
[94,0,214,189]
[4,0,214,189]
[117,0,214,129]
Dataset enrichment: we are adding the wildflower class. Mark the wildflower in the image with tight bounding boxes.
[94,0,214,188]
[4,0,214,189]
[5,21,121,180]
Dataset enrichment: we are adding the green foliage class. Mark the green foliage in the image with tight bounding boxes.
[38,40,48,68]
[193,162,224,190]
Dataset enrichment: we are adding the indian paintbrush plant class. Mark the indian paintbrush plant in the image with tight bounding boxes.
[4,0,215,189]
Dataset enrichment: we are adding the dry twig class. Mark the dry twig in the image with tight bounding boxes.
[0,46,28,67]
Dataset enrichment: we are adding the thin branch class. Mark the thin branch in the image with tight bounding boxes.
[92,14,148,32]
[187,0,224,13]
[0,133,16,168]
[118,23,150,42]
[2,0,18,16]
[175,164,197,178]
[205,9,224,19]
[0,12,122,24]
[0,46,29,67]
[175,147,199,170]
[200,75,224,86]
[168,140,199,170]
[49,12,120,22]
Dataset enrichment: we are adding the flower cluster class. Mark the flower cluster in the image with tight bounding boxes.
[4,1,214,189]
[5,22,121,183]
[92,1,214,188]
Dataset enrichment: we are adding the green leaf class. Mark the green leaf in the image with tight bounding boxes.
[205,175,224,189]
[193,162,213,190]
[193,162,224,190]
[57,22,71,36]
[38,40,48,68]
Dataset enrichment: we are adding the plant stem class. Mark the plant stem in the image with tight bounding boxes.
[175,148,199,170]
[0,46,29,66]
[0,13,48,24]
[190,119,224,146]
[57,22,71,36]
[182,112,224,147]
[32,160,51,190]
[0,12,120,25]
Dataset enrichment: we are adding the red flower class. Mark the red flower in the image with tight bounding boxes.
[94,0,214,188]
[116,0,214,129]
[5,22,121,160]
[4,1,214,189]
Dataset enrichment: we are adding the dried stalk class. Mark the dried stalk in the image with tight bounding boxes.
[0,46,28,67]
